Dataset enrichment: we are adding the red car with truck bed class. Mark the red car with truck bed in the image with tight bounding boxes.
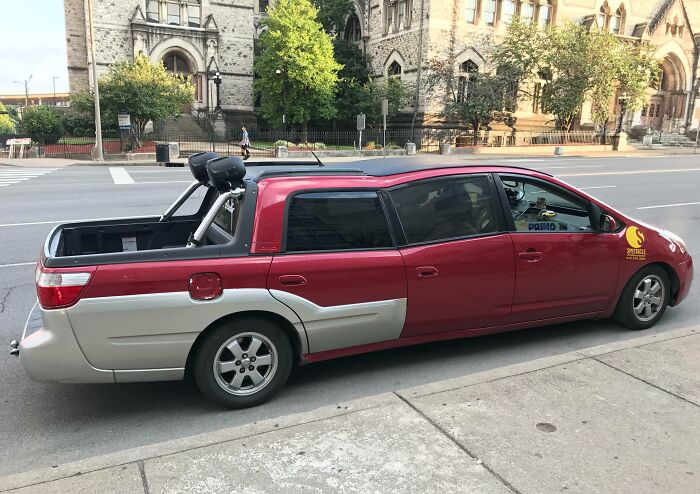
[11,154,693,408]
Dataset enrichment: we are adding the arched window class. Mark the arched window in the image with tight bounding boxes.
[484,0,497,26]
[502,0,516,25]
[610,7,623,34]
[457,60,479,103]
[520,1,535,24]
[465,0,477,24]
[388,61,402,77]
[163,53,191,74]
[538,1,553,27]
[597,2,611,31]
[344,13,362,42]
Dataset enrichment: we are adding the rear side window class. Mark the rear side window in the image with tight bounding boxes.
[389,176,500,244]
[286,191,393,252]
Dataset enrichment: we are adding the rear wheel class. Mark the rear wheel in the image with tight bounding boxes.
[193,317,293,409]
[614,266,670,330]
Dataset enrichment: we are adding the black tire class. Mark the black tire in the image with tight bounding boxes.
[613,265,671,330]
[193,316,293,409]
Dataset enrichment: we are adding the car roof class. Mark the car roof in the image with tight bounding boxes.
[242,157,552,182]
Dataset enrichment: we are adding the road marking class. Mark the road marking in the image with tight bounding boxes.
[0,168,57,187]
[578,185,617,190]
[538,165,604,170]
[559,168,700,177]
[0,261,36,268]
[109,167,135,184]
[637,201,700,210]
[132,180,193,184]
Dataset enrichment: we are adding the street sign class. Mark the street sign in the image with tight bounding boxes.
[381,99,388,116]
[356,113,366,131]
[118,112,131,130]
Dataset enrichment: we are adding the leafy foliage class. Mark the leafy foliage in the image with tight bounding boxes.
[18,106,64,143]
[72,55,194,137]
[311,0,353,35]
[0,102,15,134]
[254,0,341,133]
[494,20,660,132]
[424,57,515,131]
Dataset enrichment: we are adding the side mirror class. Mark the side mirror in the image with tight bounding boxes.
[600,214,618,233]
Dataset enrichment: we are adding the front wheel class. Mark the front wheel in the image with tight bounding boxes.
[193,317,293,409]
[614,266,670,330]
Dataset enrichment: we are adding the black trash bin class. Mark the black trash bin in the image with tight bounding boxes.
[155,143,169,163]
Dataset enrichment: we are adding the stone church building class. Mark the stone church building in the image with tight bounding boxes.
[65,0,700,132]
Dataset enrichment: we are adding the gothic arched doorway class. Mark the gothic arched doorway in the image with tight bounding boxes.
[162,50,201,112]
[643,53,688,132]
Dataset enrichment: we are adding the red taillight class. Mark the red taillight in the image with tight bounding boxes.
[189,273,223,301]
[37,268,95,309]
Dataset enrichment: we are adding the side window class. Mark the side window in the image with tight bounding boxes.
[389,176,500,244]
[286,191,393,252]
[499,175,592,233]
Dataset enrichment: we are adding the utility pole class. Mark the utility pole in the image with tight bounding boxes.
[52,77,60,106]
[13,75,32,108]
[86,0,104,161]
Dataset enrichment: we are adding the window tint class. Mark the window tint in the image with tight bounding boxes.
[286,192,393,252]
[213,194,241,235]
[499,175,592,233]
[390,176,500,244]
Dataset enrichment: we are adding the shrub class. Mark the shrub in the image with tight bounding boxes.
[18,106,64,144]
[274,139,292,147]
[0,102,15,134]
[365,140,376,150]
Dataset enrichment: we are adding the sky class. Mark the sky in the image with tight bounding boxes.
[0,0,69,95]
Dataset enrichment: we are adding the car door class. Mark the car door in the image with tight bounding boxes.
[267,190,407,353]
[495,174,621,323]
[388,174,516,338]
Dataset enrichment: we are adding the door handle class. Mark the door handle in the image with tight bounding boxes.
[518,250,543,262]
[279,275,307,287]
[416,266,439,278]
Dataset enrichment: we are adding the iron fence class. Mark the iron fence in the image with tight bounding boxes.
[4,128,604,160]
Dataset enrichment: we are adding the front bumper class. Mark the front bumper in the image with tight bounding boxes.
[673,256,694,306]
[18,302,114,383]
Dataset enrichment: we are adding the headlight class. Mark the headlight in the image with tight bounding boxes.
[661,230,687,254]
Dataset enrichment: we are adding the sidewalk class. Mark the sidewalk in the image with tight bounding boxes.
[2,326,698,493]
[1,147,699,169]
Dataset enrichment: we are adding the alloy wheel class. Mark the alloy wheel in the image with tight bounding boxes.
[632,274,665,323]
[213,332,278,396]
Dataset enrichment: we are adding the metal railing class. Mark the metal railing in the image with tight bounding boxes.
[11,128,606,160]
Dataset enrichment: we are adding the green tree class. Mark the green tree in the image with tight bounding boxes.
[311,0,353,35]
[0,102,16,134]
[18,106,64,144]
[71,54,194,137]
[424,57,515,133]
[255,0,342,137]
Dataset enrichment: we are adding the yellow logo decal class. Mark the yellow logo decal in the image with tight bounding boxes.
[626,226,645,248]
[625,227,646,260]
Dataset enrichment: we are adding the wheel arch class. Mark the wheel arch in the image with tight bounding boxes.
[185,311,306,377]
[618,261,680,307]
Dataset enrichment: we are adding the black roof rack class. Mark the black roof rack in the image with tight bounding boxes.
[241,157,554,181]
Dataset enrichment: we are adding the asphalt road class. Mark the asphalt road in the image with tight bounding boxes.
[0,155,698,475]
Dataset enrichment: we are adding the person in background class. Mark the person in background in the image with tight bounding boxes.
[240,126,251,160]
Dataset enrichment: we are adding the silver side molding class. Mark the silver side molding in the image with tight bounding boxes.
[270,290,407,353]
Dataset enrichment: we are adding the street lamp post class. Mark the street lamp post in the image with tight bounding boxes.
[616,92,629,135]
[13,75,32,108]
[52,77,60,106]
[212,71,223,112]
[275,68,288,129]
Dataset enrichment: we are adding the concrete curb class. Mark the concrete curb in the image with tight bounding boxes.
[1,325,698,491]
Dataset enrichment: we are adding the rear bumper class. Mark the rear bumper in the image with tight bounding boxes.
[673,256,693,306]
[18,302,114,384]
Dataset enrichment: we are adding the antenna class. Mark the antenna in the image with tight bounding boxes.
[305,144,325,167]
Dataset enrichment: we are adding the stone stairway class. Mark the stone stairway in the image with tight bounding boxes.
[156,114,210,141]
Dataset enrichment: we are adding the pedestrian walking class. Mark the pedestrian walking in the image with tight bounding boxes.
[240,126,251,160]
